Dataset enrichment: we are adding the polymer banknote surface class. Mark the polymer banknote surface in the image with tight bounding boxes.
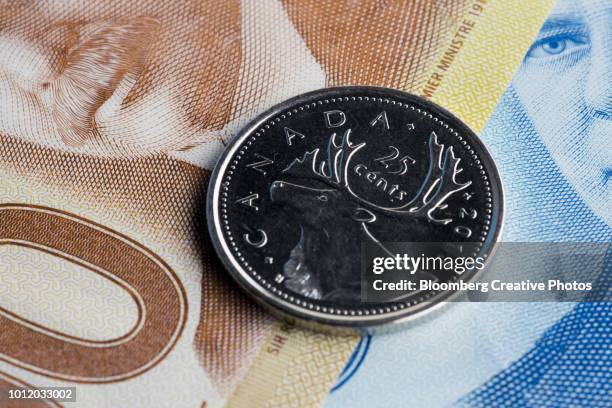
[326,0,611,407]
[0,0,554,407]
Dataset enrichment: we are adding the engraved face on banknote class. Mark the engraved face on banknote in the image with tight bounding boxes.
[0,0,465,167]
[513,0,612,226]
[0,2,483,405]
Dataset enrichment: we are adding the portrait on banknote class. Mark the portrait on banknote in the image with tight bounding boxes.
[0,1,479,406]
[0,0,472,167]
[512,0,611,229]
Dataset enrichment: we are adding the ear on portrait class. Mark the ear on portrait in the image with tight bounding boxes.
[44,17,160,146]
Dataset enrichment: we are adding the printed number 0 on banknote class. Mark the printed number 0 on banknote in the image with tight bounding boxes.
[0,1,552,407]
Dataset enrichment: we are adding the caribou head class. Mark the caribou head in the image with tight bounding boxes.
[270,128,471,302]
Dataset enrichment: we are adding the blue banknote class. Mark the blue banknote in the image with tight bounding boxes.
[326,0,612,406]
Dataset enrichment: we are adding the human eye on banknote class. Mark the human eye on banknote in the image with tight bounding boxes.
[526,31,589,59]
[524,15,590,65]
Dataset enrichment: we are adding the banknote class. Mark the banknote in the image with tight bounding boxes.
[326,0,611,407]
[0,1,554,407]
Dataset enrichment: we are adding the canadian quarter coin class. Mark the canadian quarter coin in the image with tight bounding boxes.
[207,86,503,330]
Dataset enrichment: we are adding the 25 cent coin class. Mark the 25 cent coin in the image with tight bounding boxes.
[207,87,503,329]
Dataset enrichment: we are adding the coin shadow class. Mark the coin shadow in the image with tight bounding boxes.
[190,170,276,396]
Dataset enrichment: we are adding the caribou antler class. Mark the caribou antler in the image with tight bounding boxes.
[281,129,471,225]
[393,132,472,224]
[283,129,365,186]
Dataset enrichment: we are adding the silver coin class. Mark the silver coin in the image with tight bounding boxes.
[207,87,503,330]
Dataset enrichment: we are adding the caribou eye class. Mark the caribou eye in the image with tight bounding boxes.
[317,194,328,202]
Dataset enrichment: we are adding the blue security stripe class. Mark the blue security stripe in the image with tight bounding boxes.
[332,334,372,392]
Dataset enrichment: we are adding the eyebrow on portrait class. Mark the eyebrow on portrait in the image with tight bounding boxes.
[539,16,586,33]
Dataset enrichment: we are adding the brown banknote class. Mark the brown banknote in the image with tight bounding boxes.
[0,1,551,407]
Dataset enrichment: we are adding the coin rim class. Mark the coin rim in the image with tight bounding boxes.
[207,86,505,328]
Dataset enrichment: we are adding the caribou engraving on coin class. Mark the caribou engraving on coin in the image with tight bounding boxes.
[208,87,503,327]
